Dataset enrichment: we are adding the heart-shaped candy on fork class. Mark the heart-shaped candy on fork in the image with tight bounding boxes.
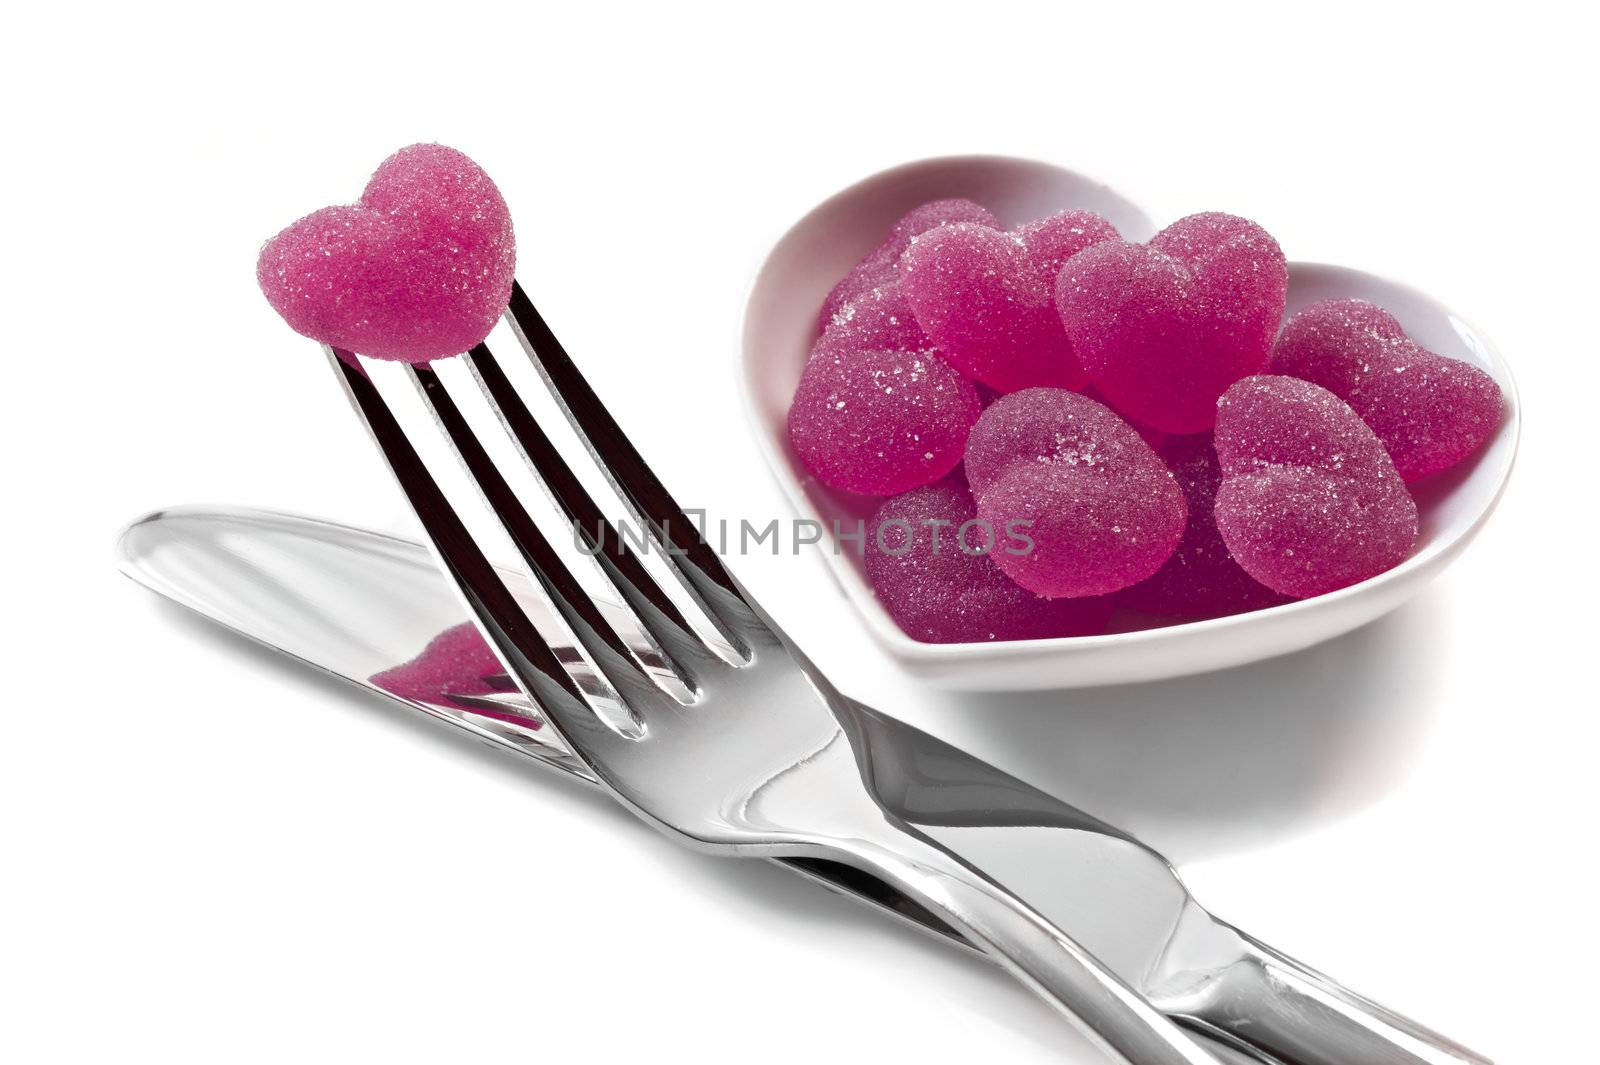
[257,143,516,363]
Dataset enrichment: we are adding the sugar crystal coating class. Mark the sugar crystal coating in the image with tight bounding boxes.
[964,389,1186,598]
[788,338,982,496]
[1056,212,1286,433]
[818,199,999,332]
[812,282,929,363]
[1118,434,1282,616]
[964,387,1167,498]
[866,480,1112,642]
[1213,376,1418,598]
[1271,298,1503,482]
[900,211,1120,393]
[258,144,516,363]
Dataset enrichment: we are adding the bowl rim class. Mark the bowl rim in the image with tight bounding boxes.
[736,154,1521,666]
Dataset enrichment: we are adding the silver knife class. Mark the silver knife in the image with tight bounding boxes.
[118,504,1486,1065]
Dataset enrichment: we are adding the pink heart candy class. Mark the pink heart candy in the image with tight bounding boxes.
[866,479,1112,642]
[811,281,930,364]
[964,388,1186,599]
[818,199,999,333]
[257,143,516,363]
[1270,298,1503,482]
[1213,375,1418,599]
[900,211,1120,393]
[1056,212,1287,434]
[787,303,983,496]
[1117,434,1282,617]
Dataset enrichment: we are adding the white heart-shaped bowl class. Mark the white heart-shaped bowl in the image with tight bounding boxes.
[739,156,1519,691]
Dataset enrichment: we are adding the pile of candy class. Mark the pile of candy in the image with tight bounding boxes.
[788,200,1503,643]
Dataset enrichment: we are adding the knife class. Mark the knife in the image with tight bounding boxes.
[118,504,1485,1065]
[116,505,988,944]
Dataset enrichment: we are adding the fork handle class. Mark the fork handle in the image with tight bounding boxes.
[844,834,1221,1065]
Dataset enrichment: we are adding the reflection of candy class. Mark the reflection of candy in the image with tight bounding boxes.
[1271,298,1503,482]
[370,623,536,728]
[1213,376,1418,598]
[901,211,1119,393]
[1056,212,1286,433]
[964,388,1185,598]
[257,143,516,363]
[788,339,982,496]
[866,479,1111,642]
[1119,434,1282,617]
[819,198,998,332]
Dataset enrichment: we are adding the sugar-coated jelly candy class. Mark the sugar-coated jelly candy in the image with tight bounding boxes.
[1118,434,1282,616]
[1083,384,1167,450]
[1056,212,1287,433]
[900,211,1120,393]
[1271,298,1502,482]
[1213,376,1418,598]
[818,198,999,332]
[258,144,516,363]
[788,340,982,496]
[812,282,930,363]
[964,388,1185,598]
[866,480,1112,642]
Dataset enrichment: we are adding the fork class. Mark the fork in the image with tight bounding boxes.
[325,281,1487,1065]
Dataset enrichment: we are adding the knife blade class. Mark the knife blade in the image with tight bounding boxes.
[115,504,978,948]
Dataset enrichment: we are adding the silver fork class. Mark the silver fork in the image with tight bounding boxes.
[325,281,1487,1065]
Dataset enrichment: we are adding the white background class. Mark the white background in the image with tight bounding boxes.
[4,3,1596,1062]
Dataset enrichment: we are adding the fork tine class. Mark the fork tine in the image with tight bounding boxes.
[503,282,764,652]
[465,343,720,676]
[328,350,581,705]
[408,362,688,713]
[326,347,631,749]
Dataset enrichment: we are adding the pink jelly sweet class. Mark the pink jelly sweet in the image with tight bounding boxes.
[258,143,516,363]
[1213,376,1419,598]
[788,337,982,496]
[819,199,999,332]
[1271,298,1503,482]
[866,479,1112,642]
[1118,434,1282,617]
[812,282,930,364]
[963,388,1185,598]
[1056,212,1287,433]
[1082,384,1168,451]
[900,211,1120,393]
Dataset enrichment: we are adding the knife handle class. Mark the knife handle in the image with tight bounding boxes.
[838,831,1221,1065]
[1152,929,1490,1065]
